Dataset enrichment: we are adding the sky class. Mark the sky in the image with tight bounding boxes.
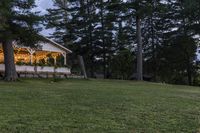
[35,0,53,14]
[35,0,54,35]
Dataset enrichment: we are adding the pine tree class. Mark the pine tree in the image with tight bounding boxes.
[95,0,117,78]
[46,0,117,78]
[45,0,199,84]
[155,0,198,85]
[142,0,167,80]
[47,0,98,77]
[123,0,153,81]
[0,0,41,81]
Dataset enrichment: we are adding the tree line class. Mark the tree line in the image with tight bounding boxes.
[0,0,200,86]
[46,0,200,85]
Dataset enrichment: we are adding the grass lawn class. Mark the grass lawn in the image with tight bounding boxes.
[0,79,200,133]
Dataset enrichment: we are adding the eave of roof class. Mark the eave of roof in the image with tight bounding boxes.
[40,35,72,53]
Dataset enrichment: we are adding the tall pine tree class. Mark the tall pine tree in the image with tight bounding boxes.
[0,0,42,81]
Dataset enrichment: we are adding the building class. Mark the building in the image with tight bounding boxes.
[0,36,72,78]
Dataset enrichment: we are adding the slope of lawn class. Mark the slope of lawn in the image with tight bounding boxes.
[0,79,200,133]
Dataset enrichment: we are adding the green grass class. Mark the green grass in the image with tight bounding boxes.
[0,79,200,133]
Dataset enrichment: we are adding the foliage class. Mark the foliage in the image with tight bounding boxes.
[111,49,135,79]
[158,35,197,84]
[44,0,200,85]
[0,0,42,44]
[56,55,65,67]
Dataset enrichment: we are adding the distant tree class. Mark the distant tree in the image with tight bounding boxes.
[159,35,197,85]
[157,0,199,85]
[45,0,200,85]
[46,0,118,78]
[123,0,153,81]
[181,0,200,35]
[142,0,167,81]
[46,0,98,77]
[0,0,42,81]
[111,49,135,80]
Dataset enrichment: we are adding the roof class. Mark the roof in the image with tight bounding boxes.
[40,35,72,53]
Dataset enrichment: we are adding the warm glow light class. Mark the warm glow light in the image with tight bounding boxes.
[0,47,62,65]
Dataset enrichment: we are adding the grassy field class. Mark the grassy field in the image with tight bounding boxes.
[0,79,200,133]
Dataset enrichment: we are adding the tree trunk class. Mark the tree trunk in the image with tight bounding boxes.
[78,55,88,79]
[100,0,106,79]
[187,58,192,86]
[87,0,94,78]
[150,9,157,81]
[2,40,18,81]
[136,15,143,81]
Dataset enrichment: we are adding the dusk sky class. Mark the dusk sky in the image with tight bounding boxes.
[35,0,54,35]
[35,0,54,14]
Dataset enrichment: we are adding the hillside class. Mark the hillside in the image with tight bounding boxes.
[0,79,200,132]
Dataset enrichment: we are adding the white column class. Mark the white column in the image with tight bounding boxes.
[30,54,33,64]
[62,52,67,65]
[27,48,35,65]
[54,57,57,65]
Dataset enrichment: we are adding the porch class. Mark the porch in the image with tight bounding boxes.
[0,37,72,78]
[0,64,71,78]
